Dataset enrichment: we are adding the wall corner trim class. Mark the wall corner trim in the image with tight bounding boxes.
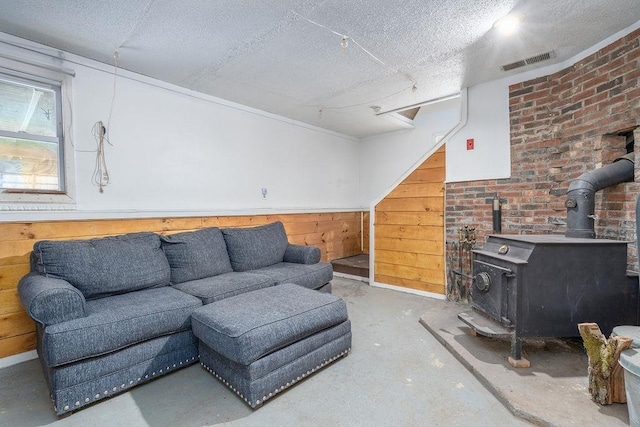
[0,350,37,369]
[370,281,446,300]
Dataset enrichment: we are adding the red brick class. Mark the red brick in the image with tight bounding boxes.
[626,86,640,101]
[599,37,627,55]
[573,69,599,86]
[625,27,640,42]
[550,81,574,96]
[624,67,640,83]
[582,73,610,91]
[583,91,609,106]
[625,47,640,62]
[609,61,638,80]
[570,87,596,103]
[523,90,551,102]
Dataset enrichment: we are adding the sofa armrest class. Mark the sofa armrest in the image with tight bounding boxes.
[18,273,87,326]
[283,244,321,265]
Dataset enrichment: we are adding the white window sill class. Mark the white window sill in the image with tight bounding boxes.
[0,192,76,211]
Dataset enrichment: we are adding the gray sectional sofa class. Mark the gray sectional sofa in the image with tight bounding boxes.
[18,221,333,415]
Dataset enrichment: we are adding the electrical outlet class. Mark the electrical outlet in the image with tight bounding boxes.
[466,138,475,150]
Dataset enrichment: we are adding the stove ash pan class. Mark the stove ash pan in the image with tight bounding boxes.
[460,235,638,364]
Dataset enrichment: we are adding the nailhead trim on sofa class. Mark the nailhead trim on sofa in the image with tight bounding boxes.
[201,349,350,408]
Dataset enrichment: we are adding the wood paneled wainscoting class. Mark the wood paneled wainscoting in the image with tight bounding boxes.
[373,145,446,295]
[0,212,362,359]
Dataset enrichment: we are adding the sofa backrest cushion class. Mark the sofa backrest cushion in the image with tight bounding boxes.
[222,221,289,271]
[33,232,171,300]
[160,227,233,284]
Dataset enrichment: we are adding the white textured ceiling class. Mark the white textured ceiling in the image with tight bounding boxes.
[1,0,639,138]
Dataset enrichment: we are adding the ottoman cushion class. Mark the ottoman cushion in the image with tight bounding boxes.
[191,283,348,366]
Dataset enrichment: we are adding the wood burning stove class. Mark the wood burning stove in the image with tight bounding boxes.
[459,234,638,367]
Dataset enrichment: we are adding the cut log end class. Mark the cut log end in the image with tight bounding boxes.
[578,322,633,405]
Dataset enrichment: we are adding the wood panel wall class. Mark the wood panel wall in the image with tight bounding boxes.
[373,145,446,294]
[0,212,362,359]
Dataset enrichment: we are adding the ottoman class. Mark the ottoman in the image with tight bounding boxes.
[191,283,352,408]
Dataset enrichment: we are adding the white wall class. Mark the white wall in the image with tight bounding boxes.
[445,81,510,182]
[0,34,361,221]
[358,99,460,206]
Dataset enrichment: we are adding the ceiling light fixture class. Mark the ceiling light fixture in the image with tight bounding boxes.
[341,36,349,49]
[493,13,523,36]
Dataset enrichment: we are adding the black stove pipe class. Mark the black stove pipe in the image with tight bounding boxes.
[565,153,634,238]
[492,195,502,233]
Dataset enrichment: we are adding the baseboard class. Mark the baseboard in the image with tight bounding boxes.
[0,350,37,369]
[333,272,369,283]
[370,281,446,300]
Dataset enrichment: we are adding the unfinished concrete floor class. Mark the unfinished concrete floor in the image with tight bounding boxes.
[1,277,528,427]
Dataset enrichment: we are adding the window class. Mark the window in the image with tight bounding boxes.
[0,73,64,192]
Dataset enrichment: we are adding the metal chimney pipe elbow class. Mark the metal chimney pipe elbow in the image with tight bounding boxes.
[565,153,634,238]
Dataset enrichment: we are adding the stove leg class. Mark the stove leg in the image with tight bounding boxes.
[508,336,530,368]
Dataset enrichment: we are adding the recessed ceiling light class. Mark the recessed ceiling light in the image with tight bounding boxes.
[493,13,523,36]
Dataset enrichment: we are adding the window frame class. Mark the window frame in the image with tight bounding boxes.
[0,55,76,209]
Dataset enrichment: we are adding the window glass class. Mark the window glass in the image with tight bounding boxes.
[0,74,63,191]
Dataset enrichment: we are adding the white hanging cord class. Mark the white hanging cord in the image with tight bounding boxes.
[303,83,415,112]
[106,49,119,134]
[91,121,111,193]
[290,9,422,114]
[107,0,156,134]
[290,10,386,66]
[349,38,386,66]
[116,0,156,50]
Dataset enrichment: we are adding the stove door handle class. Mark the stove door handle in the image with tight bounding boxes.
[475,260,515,277]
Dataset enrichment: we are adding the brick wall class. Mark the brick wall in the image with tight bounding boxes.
[446,28,640,300]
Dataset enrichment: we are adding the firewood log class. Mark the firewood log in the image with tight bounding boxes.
[578,322,633,404]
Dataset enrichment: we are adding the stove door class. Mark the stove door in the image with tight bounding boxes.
[472,259,514,327]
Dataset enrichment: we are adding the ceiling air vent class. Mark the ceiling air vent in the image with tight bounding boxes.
[501,51,555,72]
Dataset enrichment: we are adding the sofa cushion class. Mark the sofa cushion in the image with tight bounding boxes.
[222,222,288,272]
[172,272,275,304]
[160,228,233,284]
[249,262,333,290]
[33,232,170,300]
[191,283,348,365]
[42,287,202,367]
